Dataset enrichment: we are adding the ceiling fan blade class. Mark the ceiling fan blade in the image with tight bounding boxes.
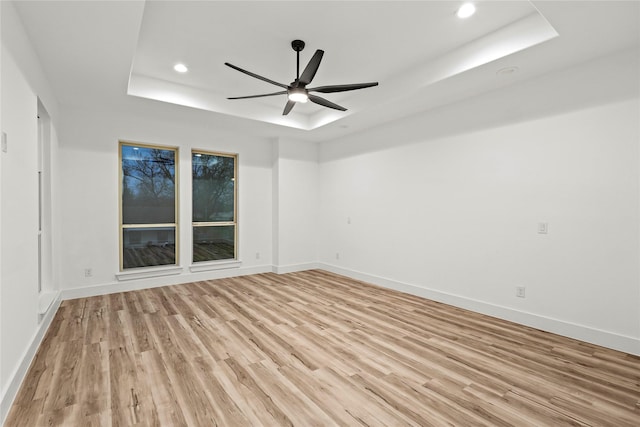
[283,100,296,115]
[308,82,379,93]
[228,91,287,100]
[299,50,324,85]
[225,62,289,89]
[308,94,347,112]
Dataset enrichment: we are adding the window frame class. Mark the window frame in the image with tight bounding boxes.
[191,149,238,263]
[119,140,179,271]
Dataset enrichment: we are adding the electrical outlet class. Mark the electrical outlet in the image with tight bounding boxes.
[1,132,7,153]
[255,252,260,260]
[84,268,93,278]
[516,286,526,298]
[336,252,340,260]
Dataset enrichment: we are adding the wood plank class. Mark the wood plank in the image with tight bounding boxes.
[6,270,640,426]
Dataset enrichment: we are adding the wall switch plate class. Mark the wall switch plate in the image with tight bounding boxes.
[537,222,548,234]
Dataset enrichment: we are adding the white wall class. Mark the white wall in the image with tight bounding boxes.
[0,0,4,414]
[54,105,325,298]
[272,138,319,273]
[1,2,62,422]
[1,46,38,412]
[57,105,276,297]
[319,97,640,354]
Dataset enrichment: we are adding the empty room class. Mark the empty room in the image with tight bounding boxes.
[1,1,639,425]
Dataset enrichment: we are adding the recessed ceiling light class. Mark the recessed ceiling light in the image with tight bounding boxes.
[173,63,188,73]
[456,3,476,19]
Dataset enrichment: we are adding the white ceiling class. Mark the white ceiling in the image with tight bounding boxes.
[11,1,640,142]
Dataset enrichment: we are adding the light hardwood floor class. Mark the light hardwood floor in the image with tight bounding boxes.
[5,270,640,426]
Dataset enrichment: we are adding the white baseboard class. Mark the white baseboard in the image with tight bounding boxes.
[42,262,640,360]
[61,263,324,300]
[272,262,320,274]
[1,292,62,425]
[318,263,640,356]
[61,264,273,300]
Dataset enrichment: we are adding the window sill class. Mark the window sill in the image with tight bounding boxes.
[189,259,242,273]
[116,265,184,281]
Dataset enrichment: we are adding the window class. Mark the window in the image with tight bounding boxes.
[120,142,178,270]
[192,151,237,262]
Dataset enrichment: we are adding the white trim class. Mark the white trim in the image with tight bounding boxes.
[318,263,640,356]
[272,262,320,274]
[189,259,242,273]
[62,264,273,300]
[37,290,58,314]
[1,293,62,425]
[115,266,183,281]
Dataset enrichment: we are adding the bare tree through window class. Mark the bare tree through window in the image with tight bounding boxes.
[192,151,237,262]
[120,143,178,269]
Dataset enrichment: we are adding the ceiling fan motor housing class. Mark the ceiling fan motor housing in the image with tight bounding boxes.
[291,39,305,52]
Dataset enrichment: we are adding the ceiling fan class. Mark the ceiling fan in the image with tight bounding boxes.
[225,40,378,116]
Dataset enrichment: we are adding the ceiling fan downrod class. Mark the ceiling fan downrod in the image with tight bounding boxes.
[291,39,305,82]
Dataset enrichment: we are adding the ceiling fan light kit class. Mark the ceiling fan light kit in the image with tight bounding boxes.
[226,39,378,115]
[288,87,308,103]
